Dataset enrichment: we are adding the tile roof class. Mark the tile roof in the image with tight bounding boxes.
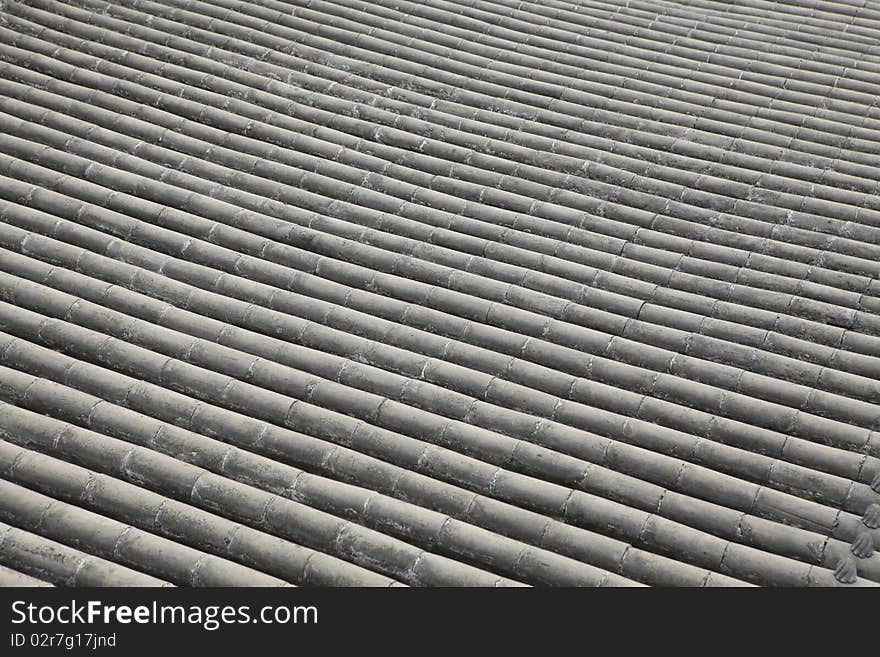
[0,0,879,586]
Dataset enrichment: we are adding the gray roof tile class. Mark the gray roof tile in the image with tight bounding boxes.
[1,0,879,586]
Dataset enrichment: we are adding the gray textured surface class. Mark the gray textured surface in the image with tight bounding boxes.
[0,0,879,586]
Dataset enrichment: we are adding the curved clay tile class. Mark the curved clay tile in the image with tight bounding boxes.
[0,0,879,587]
